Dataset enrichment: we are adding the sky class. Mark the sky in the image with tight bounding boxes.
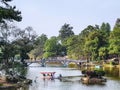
[10,0,120,38]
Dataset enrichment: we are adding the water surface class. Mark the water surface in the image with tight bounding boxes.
[25,63,120,90]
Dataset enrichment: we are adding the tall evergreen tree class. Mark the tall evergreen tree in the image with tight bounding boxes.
[0,0,22,23]
[109,18,120,58]
[59,23,74,43]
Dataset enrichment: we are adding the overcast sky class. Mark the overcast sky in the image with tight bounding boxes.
[11,0,120,38]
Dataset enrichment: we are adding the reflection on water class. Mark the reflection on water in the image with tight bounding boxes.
[79,65,120,79]
[103,66,120,79]
[19,63,120,90]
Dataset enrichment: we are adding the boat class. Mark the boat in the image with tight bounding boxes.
[40,72,56,80]
[81,70,107,84]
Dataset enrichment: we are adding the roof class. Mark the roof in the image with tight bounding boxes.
[40,72,56,74]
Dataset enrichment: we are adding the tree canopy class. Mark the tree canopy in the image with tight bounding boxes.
[0,0,22,23]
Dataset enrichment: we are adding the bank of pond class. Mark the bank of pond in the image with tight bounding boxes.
[0,74,32,90]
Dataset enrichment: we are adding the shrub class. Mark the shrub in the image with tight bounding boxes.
[68,62,76,68]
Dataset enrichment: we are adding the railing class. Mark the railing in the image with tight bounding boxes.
[25,59,87,64]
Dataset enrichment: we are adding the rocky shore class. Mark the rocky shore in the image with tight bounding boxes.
[0,75,32,90]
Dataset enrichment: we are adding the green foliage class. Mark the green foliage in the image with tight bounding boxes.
[84,30,99,60]
[0,0,22,23]
[82,69,105,76]
[109,19,120,56]
[26,18,120,61]
[44,37,58,52]
[99,47,108,60]
[0,25,37,63]
[59,23,74,43]
[29,34,48,59]
[95,70,106,76]
[100,22,111,37]
[68,62,76,68]
[34,34,48,46]
[43,37,59,58]
[43,52,56,58]
[66,35,81,59]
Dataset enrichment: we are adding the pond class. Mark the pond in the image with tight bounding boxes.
[19,63,120,90]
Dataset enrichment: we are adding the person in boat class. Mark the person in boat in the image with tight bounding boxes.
[47,73,51,80]
[50,73,54,80]
[41,72,56,80]
[58,74,62,81]
[43,73,46,77]
[42,73,46,80]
